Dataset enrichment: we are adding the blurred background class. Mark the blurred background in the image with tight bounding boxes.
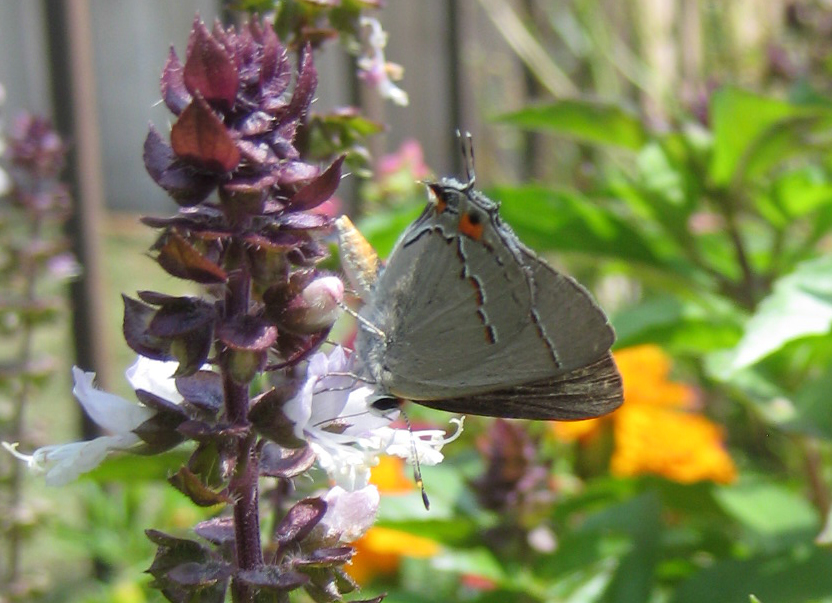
[0,0,815,385]
[2,1,832,602]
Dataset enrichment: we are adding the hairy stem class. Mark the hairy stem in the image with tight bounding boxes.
[223,260,263,602]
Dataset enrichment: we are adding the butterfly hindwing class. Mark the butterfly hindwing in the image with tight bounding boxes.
[355,180,620,421]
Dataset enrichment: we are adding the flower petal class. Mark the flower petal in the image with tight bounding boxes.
[125,356,184,403]
[322,485,380,543]
[72,367,156,432]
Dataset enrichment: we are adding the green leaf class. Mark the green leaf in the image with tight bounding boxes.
[490,185,663,266]
[671,548,832,603]
[786,364,832,439]
[497,99,647,150]
[717,255,832,375]
[357,204,424,258]
[533,530,630,583]
[713,480,819,551]
[430,547,506,583]
[376,461,471,524]
[85,448,192,482]
[359,185,665,269]
[771,166,832,222]
[739,114,831,185]
[613,295,742,354]
[709,87,801,186]
[636,143,688,207]
[606,156,701,270]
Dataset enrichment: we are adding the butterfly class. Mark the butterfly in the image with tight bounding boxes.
[337,135,623,422]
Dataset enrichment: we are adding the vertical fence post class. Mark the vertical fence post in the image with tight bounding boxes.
[43,0,111,438]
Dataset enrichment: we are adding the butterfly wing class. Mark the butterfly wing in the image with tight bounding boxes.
[356,195,619,418]
[414,352,622,420]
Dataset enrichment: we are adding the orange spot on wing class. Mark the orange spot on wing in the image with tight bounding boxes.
[459,212,484,240]
[467,277,484,305]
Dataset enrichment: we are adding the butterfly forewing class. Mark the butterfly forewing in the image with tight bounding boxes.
[355,181,621,419]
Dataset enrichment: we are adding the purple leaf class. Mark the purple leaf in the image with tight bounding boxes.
[122,294,172,360]
[160,47,191,115]
[286,155,344,211]
[147,295,215,338]
[259,442,316,478]
[216,315,277,351]
[259,25,291,103]
[175,370,224,413]
[274,497,327,546]
[171,97,240,172]
[183,18,239,111]
[134,389,188,417]
[286,43,317,121]
[194,517,235,546]
[249,386,307,449]
[277,160,319,188]
[269,329,328,369]
[143,126,215,206]
[155,231,228,284]
[276,212,331,230]
[167,561,231,587]
[133,411,187,453]
[293,546,354,568]
[237,111,275,137]
[236,567,309,591]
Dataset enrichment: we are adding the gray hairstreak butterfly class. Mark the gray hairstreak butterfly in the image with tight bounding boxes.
[336,136,623,422]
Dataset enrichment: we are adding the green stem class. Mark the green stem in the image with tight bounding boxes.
[712,189,758,310]
[7,215,43,588]
[801,436,831,520]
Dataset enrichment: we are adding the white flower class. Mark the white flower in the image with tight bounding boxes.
[283,346,463,491]
[3,356,183,486]
[357,17,409,107]
[320,485,380,543]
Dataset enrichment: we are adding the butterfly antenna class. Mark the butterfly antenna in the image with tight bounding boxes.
[337,300,386,339]
[456,129,476,190]
[399,407,430,510]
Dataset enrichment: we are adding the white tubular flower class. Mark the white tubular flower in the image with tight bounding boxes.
[3,356,182,486]
[357,16,409,107]
[320,485,380,543]
[283,346,463,491]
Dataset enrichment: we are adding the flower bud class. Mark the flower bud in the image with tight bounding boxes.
[279,275,344,334]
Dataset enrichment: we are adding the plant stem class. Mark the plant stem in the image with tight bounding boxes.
[223,260,263,602]
[713,189,758,309]
[6,215,43,588]
[801,436,831,520]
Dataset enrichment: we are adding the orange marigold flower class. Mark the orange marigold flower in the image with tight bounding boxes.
[550,415,603,442]
[551,344,737,485]
[614,345,696,410]
[370,454,414,494]
[610,405,737,484]
[348,526,440,584]
[347,455,440,584]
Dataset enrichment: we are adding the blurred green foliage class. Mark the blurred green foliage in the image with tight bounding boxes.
[356,85,832,603]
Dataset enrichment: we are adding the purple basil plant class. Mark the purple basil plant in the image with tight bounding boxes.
[1,113,78,597]
[6,14,460,603]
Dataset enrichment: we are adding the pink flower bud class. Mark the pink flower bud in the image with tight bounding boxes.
[298,276,344,331]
